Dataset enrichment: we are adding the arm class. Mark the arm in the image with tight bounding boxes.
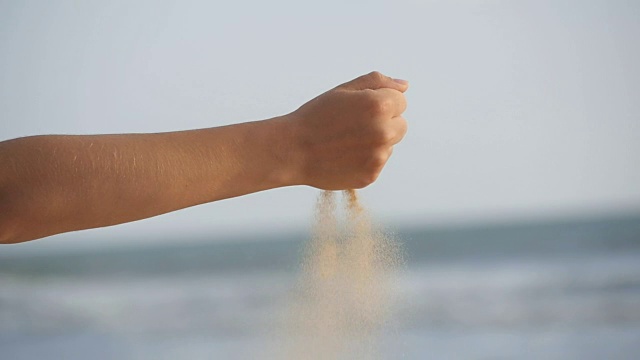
[0,72,408,244]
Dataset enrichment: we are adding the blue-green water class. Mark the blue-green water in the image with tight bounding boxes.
[1,214,640,359]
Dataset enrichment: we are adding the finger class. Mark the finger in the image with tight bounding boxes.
[374,88,408,117]
[389,116,408,145]
[336,71,409,93]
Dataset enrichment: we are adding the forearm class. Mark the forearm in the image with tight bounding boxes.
[0,116,296,243]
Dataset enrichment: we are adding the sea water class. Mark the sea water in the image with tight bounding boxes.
[1,215,639,359]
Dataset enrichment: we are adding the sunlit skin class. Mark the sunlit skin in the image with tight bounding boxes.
[0,72,408,244]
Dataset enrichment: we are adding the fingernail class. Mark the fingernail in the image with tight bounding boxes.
[393,78,409,85]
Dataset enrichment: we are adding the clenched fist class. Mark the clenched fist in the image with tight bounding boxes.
[285,71,409,190]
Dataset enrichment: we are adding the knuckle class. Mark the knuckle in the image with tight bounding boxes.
[399,95,408,113]
[355,171,379,189]
[368,71,385,82]
[361,88,377,100]
[369,169,382,183]
[353,179,369,189]
[398,118,408,139]
[368,97,391,117]
[372,126,395,145]
[372,152,388,168]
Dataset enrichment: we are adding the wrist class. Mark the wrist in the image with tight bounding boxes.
[258,114,305,189]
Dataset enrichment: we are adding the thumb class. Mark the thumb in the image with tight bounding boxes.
[336,71,409,93]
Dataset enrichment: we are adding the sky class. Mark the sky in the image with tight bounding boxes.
[1,0,639,249]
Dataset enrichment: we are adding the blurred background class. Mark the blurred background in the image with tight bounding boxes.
[1,0,639,359]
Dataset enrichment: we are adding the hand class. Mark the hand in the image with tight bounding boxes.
[285,71,409,190]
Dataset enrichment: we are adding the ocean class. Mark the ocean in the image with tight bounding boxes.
[1,214,639,359]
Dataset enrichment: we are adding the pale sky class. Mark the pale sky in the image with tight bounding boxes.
[1,0,639,249]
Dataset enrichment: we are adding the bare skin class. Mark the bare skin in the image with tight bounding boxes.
[0,71,408,244]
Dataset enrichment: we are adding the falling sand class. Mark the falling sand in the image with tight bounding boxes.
[278,190,403,359]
